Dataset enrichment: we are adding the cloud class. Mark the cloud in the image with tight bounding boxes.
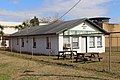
[0,9,42,22]
[0,0,110,22]
[10,0,19,5]
[41,0,110,19]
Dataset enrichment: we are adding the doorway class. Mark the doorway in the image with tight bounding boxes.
[81,36,87,53]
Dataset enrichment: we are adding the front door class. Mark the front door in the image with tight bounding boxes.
[81,37,87,53]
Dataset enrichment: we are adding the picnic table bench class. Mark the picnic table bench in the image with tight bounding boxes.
[58,51,77,60]
[74,52,103,63]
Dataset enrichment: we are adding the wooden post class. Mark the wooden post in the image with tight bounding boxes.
[108,34,111,72]
[71,36,73,62]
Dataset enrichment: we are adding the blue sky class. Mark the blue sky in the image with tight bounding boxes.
[0,0,120,23]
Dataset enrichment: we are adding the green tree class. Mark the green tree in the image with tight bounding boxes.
[0,25,5,47]
[15,25,23,30]
[15,16,40,30]
[15,15,64,30]
[0,25,4,36]
[30,16,39,27]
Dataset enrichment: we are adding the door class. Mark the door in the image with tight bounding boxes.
[81,37,87,53]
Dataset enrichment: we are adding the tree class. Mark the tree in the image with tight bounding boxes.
[40,14,64,23]
[15,14,64,30]
[0,25,4,36]
[30,16,39,27]
[0,25,5,47]
[15,25,23,30]
[15,16,40,30]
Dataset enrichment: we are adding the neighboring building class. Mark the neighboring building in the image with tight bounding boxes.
[89,17,120,48]
[102,23,120,47]
[0,21,22,34]
[9,18,108,55]
[0,21,22,47]
[0,21,48,48]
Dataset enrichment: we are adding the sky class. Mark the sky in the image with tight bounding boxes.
[0,0,120,23]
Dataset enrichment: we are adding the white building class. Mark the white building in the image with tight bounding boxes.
[0,21,22,47]
[9,18,108,55]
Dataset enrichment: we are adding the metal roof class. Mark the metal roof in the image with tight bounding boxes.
[10,18,109,37]
[89,17,111,20]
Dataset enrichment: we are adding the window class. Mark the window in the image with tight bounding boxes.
[21,38,24,47]
[63,37,70,48]
[17,38,19,45]
[26,37,28,43]
[72,37,79,49]
[97,36,102,47]
[33,38,36,48]
[89,37,95,48]
[46,37,51,49]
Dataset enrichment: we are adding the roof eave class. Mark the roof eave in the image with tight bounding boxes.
[86,19,109,35]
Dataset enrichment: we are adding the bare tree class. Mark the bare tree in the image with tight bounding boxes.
[40,14,64,23]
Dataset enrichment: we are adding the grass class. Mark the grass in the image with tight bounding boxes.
[0,50,120,80]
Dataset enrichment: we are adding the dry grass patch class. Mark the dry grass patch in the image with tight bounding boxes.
[0,50,120,80]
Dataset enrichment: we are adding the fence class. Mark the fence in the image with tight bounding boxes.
[105,36,120,52]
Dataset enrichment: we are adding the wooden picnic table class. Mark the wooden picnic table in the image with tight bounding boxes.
[58,51,77,60]
[75,52,103,62]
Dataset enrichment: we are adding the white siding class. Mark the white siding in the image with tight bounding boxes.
[87,35,105,53]
[70,22,100,32]
[58,35,63,51]
[9,35,59,55]
[58,21,105,53]
[9,21,105,55]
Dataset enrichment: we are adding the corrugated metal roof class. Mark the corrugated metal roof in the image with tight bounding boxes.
[10,18,108,37]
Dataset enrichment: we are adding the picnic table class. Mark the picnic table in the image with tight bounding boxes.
[74,52,103,63]
[58,51,77,60]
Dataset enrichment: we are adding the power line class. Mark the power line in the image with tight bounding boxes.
[29,0,82,33]
[50,0,82,24]
[58,0,82,20]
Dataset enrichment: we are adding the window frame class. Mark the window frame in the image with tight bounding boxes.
[46,37,51,49]
[21,38,24,47]
[72,37,79,49]
[63,37,70,48]
[97,36,102,47]
[33,37,36,48]
[89,36,95,48]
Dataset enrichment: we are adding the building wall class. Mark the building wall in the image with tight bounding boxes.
[58,35,105,53]
[58,22,105,53]
[70,21,100,32]
[87,35,105,53]
[103,23,120,33]
[0,22,47,48]
[9,35,59,55]
[0,21,21,48]
[71,22,105,53]
[9,21,106,55]
[0,27,18,48]
[102,23,120,47]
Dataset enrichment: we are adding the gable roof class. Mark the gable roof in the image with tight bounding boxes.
[10,18,109,37]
